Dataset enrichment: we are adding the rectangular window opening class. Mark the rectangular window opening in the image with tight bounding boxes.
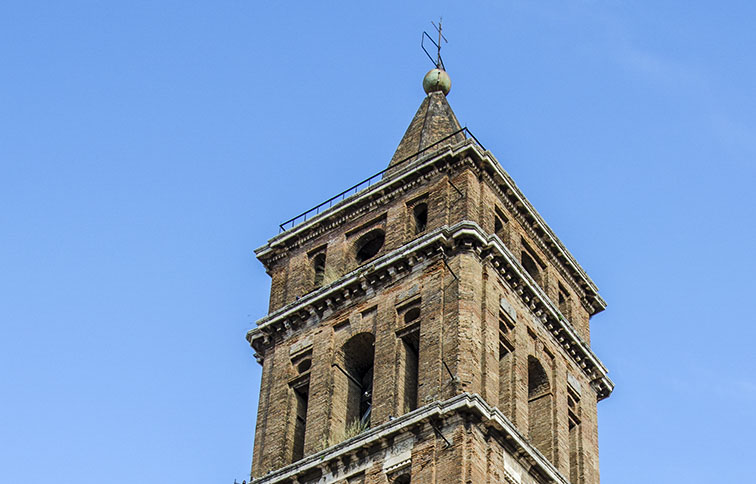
[498,309,515,418]
[568,412,581,483]
[397,300,421,414]
[494,206,508,241]
[400,330,420,413]
[558,282,571,318]
[521,250,541,285]
[291,378,310,462]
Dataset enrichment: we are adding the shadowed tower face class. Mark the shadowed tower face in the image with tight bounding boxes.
[247,65,612,484]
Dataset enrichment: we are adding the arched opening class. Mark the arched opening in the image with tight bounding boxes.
[312,252,326,287]
[297,359,311,374]
[393,474,411,484]
[404,306,420,324]
[413,203,428,234]
[340,333,375,435]
[354,229,385,263]
[528,356,554,459]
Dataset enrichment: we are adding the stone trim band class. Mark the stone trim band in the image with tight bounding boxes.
[250,393,573,484]
[247,221,613,401]
[255,139,605,317]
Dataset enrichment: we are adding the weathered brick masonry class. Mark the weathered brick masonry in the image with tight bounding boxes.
[246,69,612,484]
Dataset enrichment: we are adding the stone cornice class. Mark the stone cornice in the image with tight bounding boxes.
[478,168,605,316]
[251,393,573,484]
[248,227,448,350]
[255,139,605,316]
[476,160,606,316]
[247,221,613,401]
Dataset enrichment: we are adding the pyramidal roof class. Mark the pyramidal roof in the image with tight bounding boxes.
[389,70,465,169]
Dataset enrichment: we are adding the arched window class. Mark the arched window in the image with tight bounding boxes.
[413,203,428,234]
[312,252,326,287]
[404,306,420,324]
[354,229,385,263]
[528,356,554,459]
[297,359,311,374]
[338,333,375,437]
[393,474,411,484]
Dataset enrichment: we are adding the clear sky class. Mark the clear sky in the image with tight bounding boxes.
[2,1,755,483]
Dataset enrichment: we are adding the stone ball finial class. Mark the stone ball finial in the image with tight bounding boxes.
[423,68,451,95]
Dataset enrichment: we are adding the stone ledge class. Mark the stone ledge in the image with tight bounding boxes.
[247,221,613,401]
[251,393,572,484]
[255,139,605,317]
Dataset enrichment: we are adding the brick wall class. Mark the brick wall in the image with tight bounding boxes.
[264,162,594,344]
[250,156,605,482]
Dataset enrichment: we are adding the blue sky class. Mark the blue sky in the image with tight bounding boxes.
[2,1,755,483]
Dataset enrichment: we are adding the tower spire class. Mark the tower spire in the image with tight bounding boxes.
[387,22,459,168]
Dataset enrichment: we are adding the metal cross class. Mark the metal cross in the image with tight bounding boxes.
[422,18,449,70]
[431,18,448,67]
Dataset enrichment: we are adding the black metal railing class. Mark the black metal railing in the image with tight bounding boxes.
[278,127,485,233]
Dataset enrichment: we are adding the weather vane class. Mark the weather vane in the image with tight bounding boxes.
[422,17,448,70]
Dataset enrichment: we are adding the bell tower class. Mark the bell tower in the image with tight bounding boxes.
[246,64,613,484]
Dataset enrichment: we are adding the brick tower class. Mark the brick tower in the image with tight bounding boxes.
[246,66,613,484]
